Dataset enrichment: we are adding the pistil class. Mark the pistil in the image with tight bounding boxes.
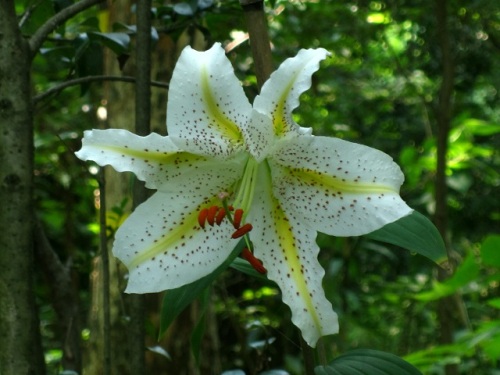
[232,157,259,220]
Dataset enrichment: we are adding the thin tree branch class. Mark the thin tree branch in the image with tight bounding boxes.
[29,0,105,58]
[34,219,82,373]
[98,170,111,375]
[435,2,460,375]
[127,0,152,372]
[33,75,169,104]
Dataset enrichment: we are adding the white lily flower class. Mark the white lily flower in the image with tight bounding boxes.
[76,43,412,347]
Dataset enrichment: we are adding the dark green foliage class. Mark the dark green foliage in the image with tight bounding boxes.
[315,349,422,375]
[9,0,500,374]
[159,239,245,337]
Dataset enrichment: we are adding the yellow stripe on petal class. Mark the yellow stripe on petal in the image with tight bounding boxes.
[127,195,219,269]
[271,196,323,335]
[128,209,199,269]
[201,68,244,145]
[99,145,185,164]
[288,167,398,194]
[272,79,296,137]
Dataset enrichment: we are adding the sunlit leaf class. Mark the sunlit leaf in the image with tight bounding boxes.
[481,235,500,267]
[404,343,470,371]
[414,252,479,301]
[487,298,500,309]
[461,118,500,136]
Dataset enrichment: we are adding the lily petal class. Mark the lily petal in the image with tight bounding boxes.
[167,43,252,158]
[243,109,275,163]
[75,129,247,192]
[248,163,339,347]
[115,191,238,293]
[253,48,330,138]
[269,135,413,236]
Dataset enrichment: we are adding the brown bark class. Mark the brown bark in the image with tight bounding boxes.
[127,0,153,373]
[240,0,273,89]
[34,220,82,372]
[434,2,459,375]
[0,1,45,374]
[83,1,177,374]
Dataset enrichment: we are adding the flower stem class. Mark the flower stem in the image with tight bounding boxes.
[300,336,316,375]
[317,338,327,366]
[239,0,273,89]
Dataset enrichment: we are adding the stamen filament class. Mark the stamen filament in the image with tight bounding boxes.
[233,157,259,218]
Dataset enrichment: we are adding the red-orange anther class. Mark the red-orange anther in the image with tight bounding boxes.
[233,208,244,229]
[241,248,267,274]
[207,205,219,226]
[198,208,208,229]
[231,223,253,239]
[215,208,227,225]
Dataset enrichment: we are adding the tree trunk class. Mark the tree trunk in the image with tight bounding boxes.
[434,2,460,375]
[0,1,45,374]
[83,1,178,374]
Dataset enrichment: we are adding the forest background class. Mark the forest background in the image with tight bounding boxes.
[0,0,499,375]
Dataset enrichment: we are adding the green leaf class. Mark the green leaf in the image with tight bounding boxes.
[190,287,209,365]
[158,240,244,338]
[88,32,130,55]
[365,211,447,265]
[487,298,500,309]
[173,2,195,16]
[414,252,479,301]
[230,257,273,283]
[20,0,55,35]
[315,349,422,375]
[112,23,160,43]
[461,118,500,136]
[481,235,500,267]
[404,342,470,371]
